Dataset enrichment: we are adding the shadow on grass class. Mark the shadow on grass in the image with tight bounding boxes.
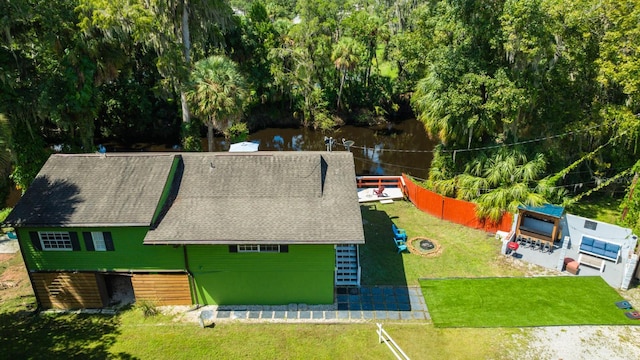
[0,310,137,359]
[359,204,408,286]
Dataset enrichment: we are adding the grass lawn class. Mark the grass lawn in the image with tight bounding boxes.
[0,309,515,359]
[374,45,398,79]
[565,192,623,224]
[421,276,637,328]
[360,201,524,286]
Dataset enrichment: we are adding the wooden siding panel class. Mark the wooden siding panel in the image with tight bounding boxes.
[32,273,104,309]
[131,274,192,306]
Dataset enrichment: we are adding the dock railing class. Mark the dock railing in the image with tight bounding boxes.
[357,176,406,193]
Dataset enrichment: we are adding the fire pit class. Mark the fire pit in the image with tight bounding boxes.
[407,237,442,257]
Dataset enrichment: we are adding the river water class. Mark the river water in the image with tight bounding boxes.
[148,118,435,179]
[108,118,436,180]
[242,118,436,180]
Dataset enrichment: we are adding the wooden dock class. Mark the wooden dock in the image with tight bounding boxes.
[356,176,406,203]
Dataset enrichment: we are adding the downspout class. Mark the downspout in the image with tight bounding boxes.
[183,245,200,307]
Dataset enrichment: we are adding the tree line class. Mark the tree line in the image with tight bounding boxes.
[0,0,638,232]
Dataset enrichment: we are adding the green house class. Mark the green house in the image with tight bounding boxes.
[5,152,365,309]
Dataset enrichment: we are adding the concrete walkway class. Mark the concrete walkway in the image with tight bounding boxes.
[0,234,19,254]
[196,286,429,324]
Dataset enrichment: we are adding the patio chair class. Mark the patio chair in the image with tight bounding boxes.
[392,223,407,241]
[520,236,528,247]
[624,311,640,320]
[373,186,385,197]
[542,242,552,253]
[394,238,408,254]
[533,239,542,250]
[524,237,533,248]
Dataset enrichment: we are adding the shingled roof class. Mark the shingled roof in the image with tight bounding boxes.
[144,152,365,245]
[4,153,177,227]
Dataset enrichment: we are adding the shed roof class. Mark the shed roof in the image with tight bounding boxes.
[144,152,365,245]
[518,204,565,219]
[4,153,177,227]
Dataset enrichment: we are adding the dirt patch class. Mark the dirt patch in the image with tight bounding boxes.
[0,253,34,310]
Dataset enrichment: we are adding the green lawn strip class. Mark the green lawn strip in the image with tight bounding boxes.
[0,308,516,359]
[109,311,513,359]
[421,276,638,328]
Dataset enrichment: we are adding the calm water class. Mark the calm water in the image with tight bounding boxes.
[109,118,437,180]
[241,119,436,179]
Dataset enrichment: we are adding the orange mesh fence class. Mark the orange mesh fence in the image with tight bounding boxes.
[402,174,444,217]
[443,196,482,229]
[402,174,513,233]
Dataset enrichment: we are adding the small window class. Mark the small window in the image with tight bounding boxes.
[91,232,106,251]
[584,220,598,231]
[237,244,281,253]
[83,231,115,251]
[39,232,72,251]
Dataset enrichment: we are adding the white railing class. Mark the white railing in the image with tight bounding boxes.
[376,323,410,360]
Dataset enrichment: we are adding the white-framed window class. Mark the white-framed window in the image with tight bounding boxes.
[39,232,72,251]
[91,232,107,251]
[238,244,281,253]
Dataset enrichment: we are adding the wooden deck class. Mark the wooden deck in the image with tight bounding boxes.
[356,176,405,203]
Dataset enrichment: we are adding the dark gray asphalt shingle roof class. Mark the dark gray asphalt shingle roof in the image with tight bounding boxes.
[4,153,176,227]
[6,151,365,245]
[144,152,365,244]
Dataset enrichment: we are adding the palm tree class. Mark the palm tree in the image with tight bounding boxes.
[186,56,248,152]
[455,149,565,222]
[331,37,362,110]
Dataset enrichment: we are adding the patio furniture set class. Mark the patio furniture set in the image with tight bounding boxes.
[391,223,408,254]
[515,235,553,253]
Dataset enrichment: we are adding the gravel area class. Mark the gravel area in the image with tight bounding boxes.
[510,325,640,360]
[0,236,19,254]
[504,284,640,359]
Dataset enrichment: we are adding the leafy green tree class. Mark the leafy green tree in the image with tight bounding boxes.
[269,21,330,127]
[186,55,248,151]
[9,119,49,192]
[0,115,12,197]
[78,0,235,126]
[620,160,640,235]
[237,2,282,106]
[331,37,363,110]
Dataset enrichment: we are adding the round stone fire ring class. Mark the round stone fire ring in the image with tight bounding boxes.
[407,237,442,257]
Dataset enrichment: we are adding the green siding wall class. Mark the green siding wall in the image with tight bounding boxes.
[152,156,180,224]
[187,244,335,305]
[17,227,184,272]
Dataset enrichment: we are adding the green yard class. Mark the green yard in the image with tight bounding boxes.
[421,276,636,328]
[360,201,524,286]
[0,200,636,359]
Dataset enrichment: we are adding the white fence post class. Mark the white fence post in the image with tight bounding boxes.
[376,323,410,360]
